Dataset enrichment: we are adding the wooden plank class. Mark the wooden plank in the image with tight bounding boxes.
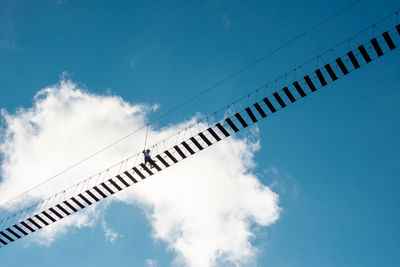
[28,218,42,229]
[56,204,71,216]
[71,197,85,209]
[253,103,267,118]
[49,208,64,219]
[335,58,349,75]
[382,31,396,50]
[371,38,383,56]
[78,193,93,205]
[293,81,306,97]
[21,221,36,233]
[325,63,339,80]
[263,97,277,112]
[182,141,195,154]
[283,87,296,103]
[41,211,56,223]
[63,200,78,212]
[13,224,28,236]
[6,228,21,239]
[116,175,130,188]
[304,75,317,92]
[225,118,239,132]
[358,45,372,62]
[93,186,108,198]
[100,183,115,195]
[216,123,230,137]
[140,163,154,175]
[173,145,187,159]
[273,92,286,108]
[315,69,327,86]
[190,137,204,150]
[86,189,100,202]
[156,155,170,167]
[347,51,360,69]
[164,150,179,163]
[245,107,258,123]
[109,179,123,191]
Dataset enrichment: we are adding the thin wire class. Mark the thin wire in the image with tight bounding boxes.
[0,0,360,209]
[143,124,149,150]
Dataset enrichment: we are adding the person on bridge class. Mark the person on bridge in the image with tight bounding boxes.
[143,149,155,168]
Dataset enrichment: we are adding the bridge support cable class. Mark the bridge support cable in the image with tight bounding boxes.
[0,17,399,248]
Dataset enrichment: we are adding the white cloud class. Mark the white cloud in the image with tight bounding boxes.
[101,219,122,244]
[146,259,159,267]
[0,79,280,266]
[25,205,100,247]
[117,136,280,267]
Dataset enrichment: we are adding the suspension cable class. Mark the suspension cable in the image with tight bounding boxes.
[0,0,360,209]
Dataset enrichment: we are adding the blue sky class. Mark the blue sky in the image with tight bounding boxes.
[0,0,400,266]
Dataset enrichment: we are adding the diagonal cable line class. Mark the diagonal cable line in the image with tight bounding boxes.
[0,0,360,208]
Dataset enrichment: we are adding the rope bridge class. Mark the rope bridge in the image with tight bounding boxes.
[0,12,399,248]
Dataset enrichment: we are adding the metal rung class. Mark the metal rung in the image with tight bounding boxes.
[371,38,383,56]
[216,123,230,137]
[79,193,93,205]
[21,221,35,233]
[283,87,296,103]
[28,218,42,229]
[7,228,21,239]
[382,32,396,50]
[49,208,64,219]
[109,179,123,191]
[347,51,360,69]
[190,137,204,150]
[86,190,100,202]
[235,113,248,127]
[182,141,195,154]
[304,75,317,92]
[253,103,267,118]
[93,186,108,198]
[263,97,277,112]
[315,69,327,86]
[63,200,78,212]
[358,45,372,62]
[225,118,239,132]
[56,204,71,216]
[207,127,221,141]
[198,132,212,146]
[116,175,130,187]
[325,63,338,80]
[42,211,56,223]
[140,163,153,175]
[293,81,306,97]
[100,183,115,195]
[71,197,85,209]
[164,150,178,163]
[273,92,286,108]
[13,225,28,236]
[156,155,170,167]
[245,107,257,123]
